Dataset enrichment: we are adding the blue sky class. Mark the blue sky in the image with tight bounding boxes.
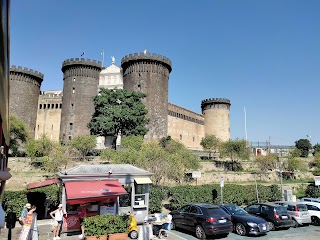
[11,0,320,146]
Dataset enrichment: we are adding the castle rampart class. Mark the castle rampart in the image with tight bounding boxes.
[60,58,102,142]
[10,66,44,137]
[121,52,172,139]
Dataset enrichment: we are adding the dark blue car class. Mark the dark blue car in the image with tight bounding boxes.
[221,204,269,236]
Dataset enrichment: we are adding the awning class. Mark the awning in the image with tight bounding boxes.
[65,180,127,205]
[27,179,59,189]
[134,177,152,184]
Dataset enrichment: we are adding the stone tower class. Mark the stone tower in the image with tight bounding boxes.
[60,58,102,142]
[9,66,43,137]
[121,52,172,139]
[201,98,231,142]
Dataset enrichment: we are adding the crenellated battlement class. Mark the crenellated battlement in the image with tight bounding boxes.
[201,98,231,105]
[62,58,102,72]
[10,65,44,80]
[121,52,172,72]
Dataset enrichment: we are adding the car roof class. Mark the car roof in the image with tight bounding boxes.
[189,203,220,208]
[221,204,238,207]
[300,201,320,206]
[300,197,320,201]
[274,201,306,205]
[252,202,281,207]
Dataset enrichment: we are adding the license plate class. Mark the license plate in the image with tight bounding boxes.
[218,219,227,223]
[282,216,288,219]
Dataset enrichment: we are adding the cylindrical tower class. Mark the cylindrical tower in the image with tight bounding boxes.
[60,58,102,143]
[121,52,172,139]
[201,98,231,141]
[9,66,44,137]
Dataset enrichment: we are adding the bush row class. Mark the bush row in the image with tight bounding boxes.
[3,184,280,216]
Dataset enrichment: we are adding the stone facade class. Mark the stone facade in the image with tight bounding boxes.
[60,58,102,142]
[35,91,62,141]
[201,98,231,141]
[167,103,205,150]
[121,52,172,140]
[9,66,43,137]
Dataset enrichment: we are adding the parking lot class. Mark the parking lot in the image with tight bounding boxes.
[167,225,320,240]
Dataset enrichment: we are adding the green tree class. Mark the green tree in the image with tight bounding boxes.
[9,114,30,156]
[200,135,221,159]
[295,139,312,157]
[69,135,96,160]
[255,153,277,171]
[121,136,144,151]
[219,139,250,170]
[25,135,54,159]
[44,143,75,172]
[88,88,148,149]
[313,143,320,156]
[310,152,320,175]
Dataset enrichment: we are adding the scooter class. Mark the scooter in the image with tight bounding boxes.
[129,213,138,239]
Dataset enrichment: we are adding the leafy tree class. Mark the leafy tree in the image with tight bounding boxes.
[69,135,96,160]
[219,139,250,171]
[310,152,320,175]
[25,135,54,159]
[9,114,30,156]
[255,153,277,171]
[200,135,221,159]
[295,139,312,157]
[121,136,144,151]
[313,143,320,156]
[88,88,148,149]
[44,143,75,172]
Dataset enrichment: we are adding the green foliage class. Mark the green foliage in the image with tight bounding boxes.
[255,153,277,171]
[295,139,312,157]
[149,186,168,213]
[313,143,320,156]
[88,88,149,149]
[167,184,281,210]
[200,135,220,154]
[121,136,144,151]
[69,135,96,160]
[45,144,75,172]
[83,214,129,236]
[103,138,200,185]
[310,152,320,175]
[287,158,307,172]
[289,148,302,158]
[25,135,54,158]
[305,184,320,198]
[220,139,250,162]
[9,114,30,156]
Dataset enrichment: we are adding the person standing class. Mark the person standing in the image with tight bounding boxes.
[78,205,87,239]
[50,204,67,240]
[19,203,31,225]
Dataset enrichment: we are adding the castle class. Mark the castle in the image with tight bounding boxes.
[9,52,231,150]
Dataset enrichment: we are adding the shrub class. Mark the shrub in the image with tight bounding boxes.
[149,185,167,213]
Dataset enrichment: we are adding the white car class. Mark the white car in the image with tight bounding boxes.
[299,201,320,226]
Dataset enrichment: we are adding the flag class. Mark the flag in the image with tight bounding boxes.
[81,50,85,57]
[143,49,147,55]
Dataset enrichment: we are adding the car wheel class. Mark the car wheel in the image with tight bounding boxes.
[268,222,275,231]
[129,230,138,239]
[235,223,247,236]
[195,225,207,239]
[311,216,320,226]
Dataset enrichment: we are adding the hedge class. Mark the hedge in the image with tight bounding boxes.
[3,184,280,216]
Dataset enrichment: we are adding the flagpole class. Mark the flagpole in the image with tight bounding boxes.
[102,50,104,67]
[244,106,248,141]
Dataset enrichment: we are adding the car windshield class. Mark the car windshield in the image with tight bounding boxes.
[275,206,288,214]
[225,206,248,215]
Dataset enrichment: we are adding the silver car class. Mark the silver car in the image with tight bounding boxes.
[274,201,311,227]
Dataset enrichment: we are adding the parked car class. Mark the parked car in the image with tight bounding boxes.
[169,203,233,239]
[220,204,269,236]
[245,203,294,230]
[300,197,320,203]
[274,201,311,227]
[299,201,320,226]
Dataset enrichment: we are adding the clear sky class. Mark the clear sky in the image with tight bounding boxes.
[10,0,320,146]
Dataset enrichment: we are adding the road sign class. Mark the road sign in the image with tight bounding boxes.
[220,175,224,188]
[314,176,320,186]
[192,171,201,178]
